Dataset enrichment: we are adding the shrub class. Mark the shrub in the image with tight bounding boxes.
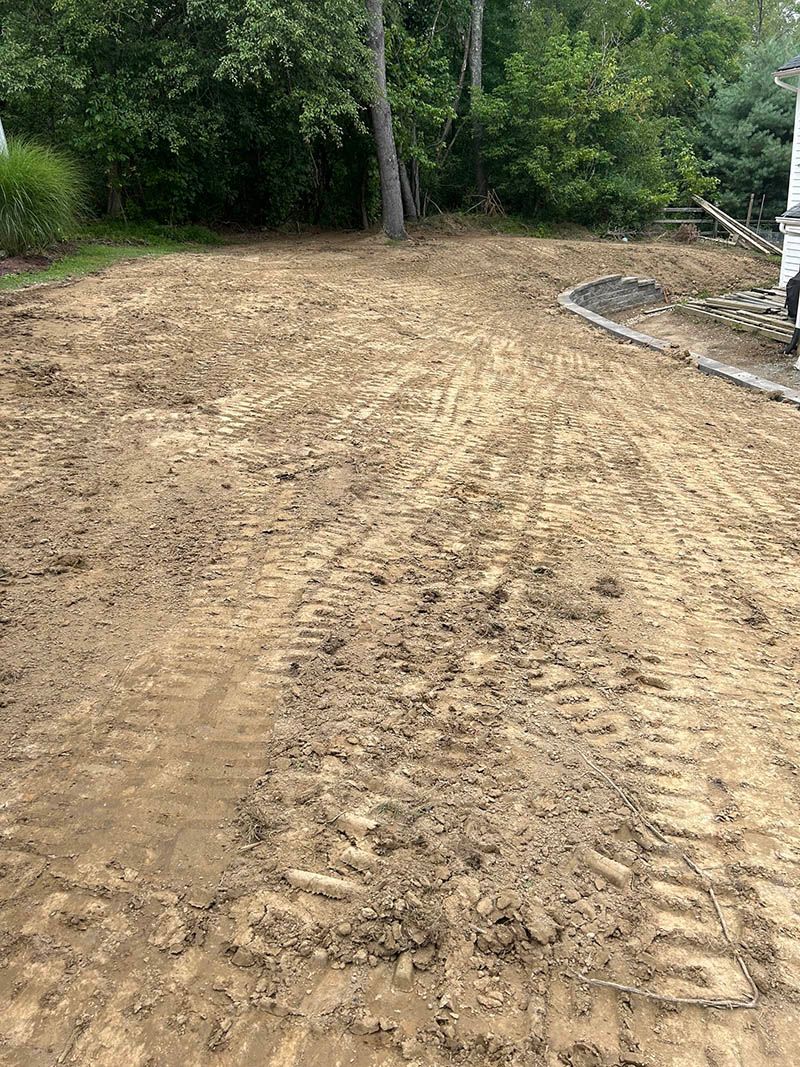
[0,139,83,256]
[80,220,223,246]
[478,29,675,228]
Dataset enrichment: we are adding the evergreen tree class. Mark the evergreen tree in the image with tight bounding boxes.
[699,37,799,220]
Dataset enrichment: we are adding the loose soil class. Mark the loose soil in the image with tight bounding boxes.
[1,234,799,1067]
[0,253,51,278]
[626,307,800,392]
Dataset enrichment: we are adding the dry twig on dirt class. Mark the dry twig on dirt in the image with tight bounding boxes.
[576,752,760,1011]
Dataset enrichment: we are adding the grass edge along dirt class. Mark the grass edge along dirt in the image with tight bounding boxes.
[0,220,222,292]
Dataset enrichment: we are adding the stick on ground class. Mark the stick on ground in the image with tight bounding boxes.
[576,752,760,1011]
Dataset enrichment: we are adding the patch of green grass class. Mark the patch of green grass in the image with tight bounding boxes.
[0,220,223,292]
[485,215,553,237]
[78,219,223,246]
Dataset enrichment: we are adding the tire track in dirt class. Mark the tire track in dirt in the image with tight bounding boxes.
[1,265,551,1061]
[1,234,800,1066]
[517,355,800,1063]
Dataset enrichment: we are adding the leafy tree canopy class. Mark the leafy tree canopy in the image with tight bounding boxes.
[1,0,798,230]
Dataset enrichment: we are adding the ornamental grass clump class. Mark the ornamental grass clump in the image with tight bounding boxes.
[0,139,83,256]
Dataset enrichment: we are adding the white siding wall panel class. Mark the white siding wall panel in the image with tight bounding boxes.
[781,91,800,284]
[780,229,800,286]
[787,91,800,207]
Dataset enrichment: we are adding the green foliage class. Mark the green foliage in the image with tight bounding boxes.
[627,0,746,118]
[386,20,454,168]
[506,0,746,117]
[663,125,718,201]
[212,0,370,139]
[0,0,783,232]
[478,27,673,225]
[418,210,562,236]
[0,0,373,225]
[698,36,799,221]
[0,138,84,255]
[77,220,223,245]
[718,0,798,44]
[0,0,236,221]
[0,221,218,291]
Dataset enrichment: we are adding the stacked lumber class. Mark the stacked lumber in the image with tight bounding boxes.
[679,287,793,342]
[691,196,779,257]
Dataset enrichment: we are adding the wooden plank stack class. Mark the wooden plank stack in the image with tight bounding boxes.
[691,196,779,256]
[679,287,792,342]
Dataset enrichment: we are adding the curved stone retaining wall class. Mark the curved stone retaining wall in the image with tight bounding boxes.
[567,274,664,315]
[558,275,670,350]
[558,274,800,408]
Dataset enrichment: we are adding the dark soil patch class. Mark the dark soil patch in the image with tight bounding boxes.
[0,253,52,278]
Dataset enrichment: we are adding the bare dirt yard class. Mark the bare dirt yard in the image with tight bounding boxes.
[1,233,799,1067]
[625,306,800,393]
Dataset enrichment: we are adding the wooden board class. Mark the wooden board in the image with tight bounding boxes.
[680,303,792,342]
[677,284,793,343]
[691,196,779,256]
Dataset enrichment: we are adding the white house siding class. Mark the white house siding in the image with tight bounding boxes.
[787,90,800,208]
[779,88,800,286]
[780,228,800,287]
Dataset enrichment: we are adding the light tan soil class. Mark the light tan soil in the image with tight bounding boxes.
[625,307,800,392]
[1,234,799,1067]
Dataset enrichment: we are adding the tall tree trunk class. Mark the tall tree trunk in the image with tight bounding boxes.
[106,162,123,219]
[438,27,470,160]
[360,162,370,230]
[398,162,418,220]
[0,115,7,156]
[469,0,487,200]
[411,123,422,217]
[365,0,408,240]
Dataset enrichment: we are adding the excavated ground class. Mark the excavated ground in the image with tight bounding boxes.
[1,234,799,1067]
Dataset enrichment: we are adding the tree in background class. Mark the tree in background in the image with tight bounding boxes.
[365,0,408,237]
[469,0,488,199]
[462,0,745,224]
[384,6,456,218]
[1,0,788,233]
[211,0,373,225]
[0,0,375,225]
[627,0,745,119]
[478,23,675,225]
[719,0,799,43]
[0,0,239,221]
[699,36,800,221]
